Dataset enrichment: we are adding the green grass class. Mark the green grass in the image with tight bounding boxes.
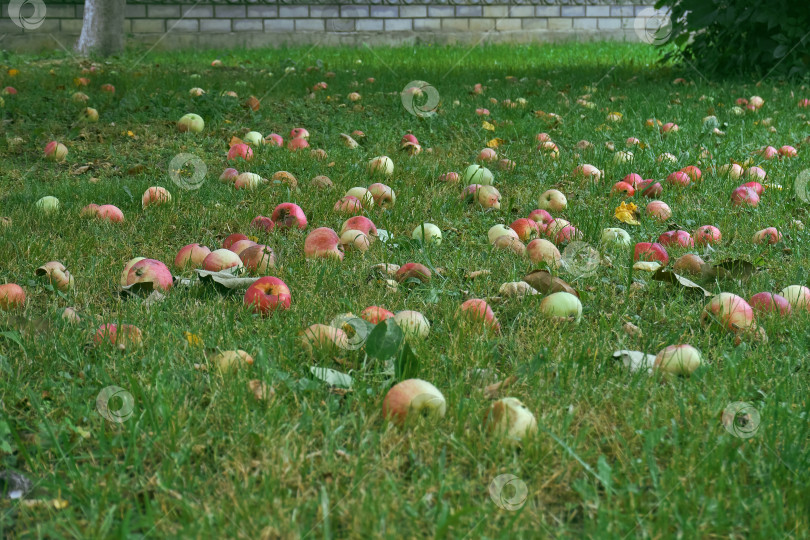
[0,42,809,538]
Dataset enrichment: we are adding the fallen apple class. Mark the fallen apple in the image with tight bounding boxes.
[701,293,755,332]
[382,379,446,426]
[749,292,792,316]
[645,201,672,221]
[271,203,308,230]
[35,261,74,291]
[361,306,394,324]
[142,186,172,208]
[36,196,60,214]
[779,285,810,311]
[694,225,721,245]
[527,239,561,268]
[203,249,245,272]
[510,218,540,241]
[304,228,344,260]
[540,292,582,322]
[752,227,782,244]
[483,397,537,441]
[600,228,631,246]
[412,223,442,245]
[177,113,204,133]
[395,263,431,284]
[634,242,669,265]
[368,183,396,208]
[299,324,349,355]
[240,244,276,273]
[0,283,25,310]
[244,276,291,317]
[93,323,142,350]
[368,156,394,176]
[44,141,68,162]
[538,189,567,212]
[462,164,494,185]
[393,310,430,339]
[654,344,702,376]
[175,243,212,270]
[126,258,173,292]
[458,298,500,334]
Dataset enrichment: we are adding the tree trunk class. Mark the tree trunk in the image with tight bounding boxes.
[75,0,126,57]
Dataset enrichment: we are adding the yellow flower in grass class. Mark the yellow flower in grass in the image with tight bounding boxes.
[615,201,640,225]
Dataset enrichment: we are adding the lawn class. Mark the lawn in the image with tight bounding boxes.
[0,42,808,538]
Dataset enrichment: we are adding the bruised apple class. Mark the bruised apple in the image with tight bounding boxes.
[382,379,447,426]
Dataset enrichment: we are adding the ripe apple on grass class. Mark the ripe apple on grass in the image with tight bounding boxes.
[244,276,291,317]
[458,299,500,335]
[340,229,372,252]
[240,245,276,273]
[340,216,377,238]
[412,223,442,245]
[368,183,396,208]
[174,243,212,270]
[203,249,244,272]
[476,185,501,209]
[125,258,173,292]
[510,218,540,241]
[779,285,810,312]
[177,113,204,133]
[527,239,561,268]
[271,203,307,230]
[142,186,172,208]
[210,350,254,373]
[383,379,446,427]
[228,239,257,256]
[694,225,721,245]
[93,323,142,350]
[299,324,349,355]
[645,201,671,221]
[97,204,125,223]
[731,186,760,207]
[227,143,253,162]
[701,293,755,332]
[304,228,344,261]
[334,196,364,215]
[234,172,263,190]
[395,263,431,284]
[367,156,394,177]
[634,242,669,265]
[36,196,60,214]
[483,397,537,442]
[749,292,792,316]
[654,344,702,376]
[361,306,394,325]
[0,284,25,310]
[752,227,781,244]
[463,164,494,185]
[538,189,566,212]
[44,141,68,162]
[540,292,582,322]
[250,216,275,233]
[393,310,430,339]
[35,262,74,291]
[657,230,693,248]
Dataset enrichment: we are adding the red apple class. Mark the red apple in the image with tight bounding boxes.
[657,230,694,248]
[639,180,663,198]
[439,172,460,183]
[395,263,432,284]
[612,181,635,196]
[528,209,553,224]
[749,292,792,316]
[752,227,781,244]
[227,143,253,162]
[250,216,275,233]
[645,201,671,221]
[623,173,643,187]
[634,242,669,265]
[510,218,540,241]
[334,196,363,215]
[731,186,759,207]
[97,204,124,223]
[742,181,764,196]
[680,166,702,181]
[93,323,142,349]
[0,284,25,310]
[694,225,721,245]
[175,243,212,270]
[701,293,754,332]
[361,306,394,324]
[527,239,561,267]
[203,249,244,272]
[228,239,257,255]
[240,244,276,273]
[223,233,248,249]
[142,186,172,208]
[458,299,500,334]
[244,276,291,317]
[368,183,396,208]
[126,258,173,292]
[271,203,307,230]
[666,171,690,187]
[304,228,344,260]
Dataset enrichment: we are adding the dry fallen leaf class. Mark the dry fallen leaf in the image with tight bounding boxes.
[623,322,643,337]
[487,138,504,148]
[653,268,712,296]
[184,331,203,348]
[523,270,578,297]
[248,379,274,402]
[482,121,496,131]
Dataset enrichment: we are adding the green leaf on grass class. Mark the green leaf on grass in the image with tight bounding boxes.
[395,342,419,380]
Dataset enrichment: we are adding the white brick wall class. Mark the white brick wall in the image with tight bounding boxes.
[13,1,652,51]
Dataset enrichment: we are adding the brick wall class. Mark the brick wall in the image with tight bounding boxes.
[0,2,665,51]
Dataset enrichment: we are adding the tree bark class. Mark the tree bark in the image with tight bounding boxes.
[75,0,126,57]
